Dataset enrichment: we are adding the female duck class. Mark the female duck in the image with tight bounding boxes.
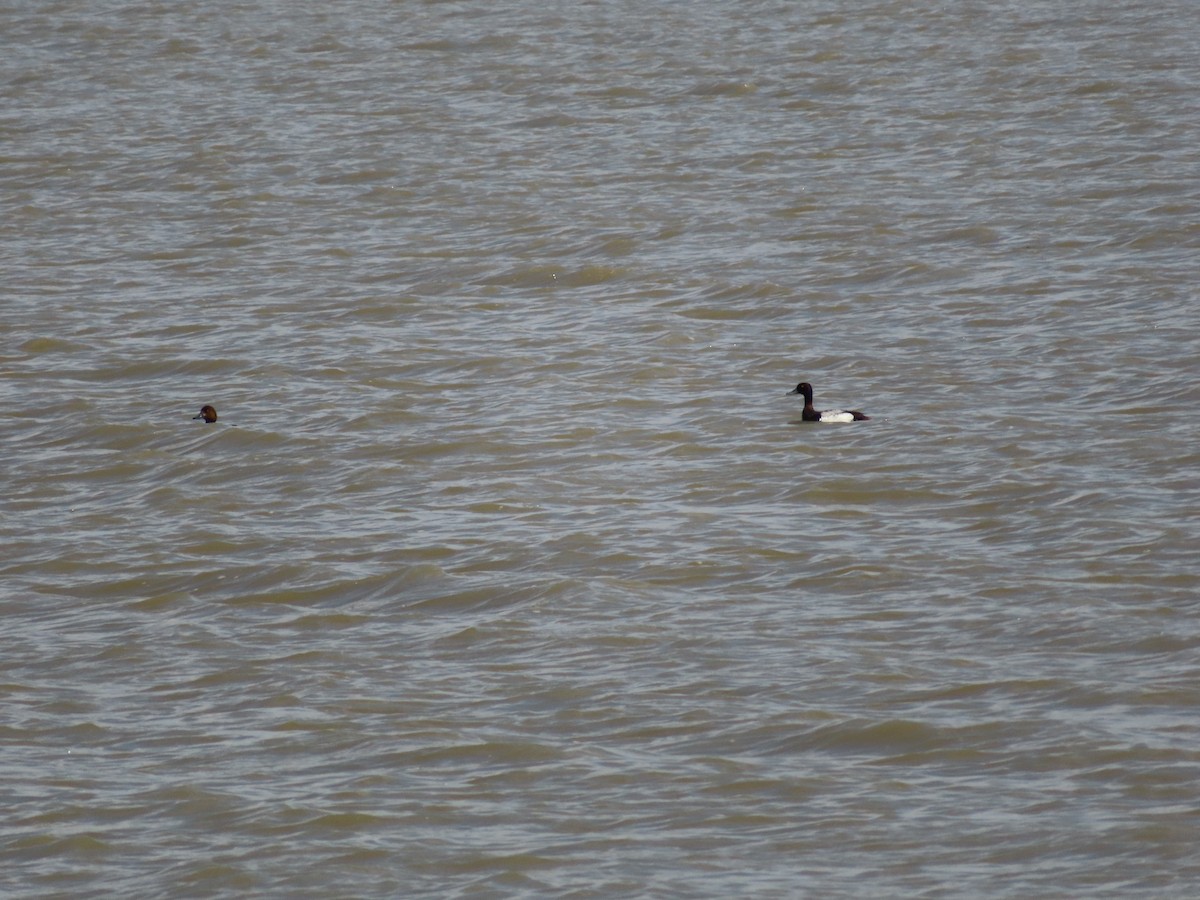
[788,382,869,422]
[193,405,218,423]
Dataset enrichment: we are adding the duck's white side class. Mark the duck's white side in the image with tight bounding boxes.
[814,410,858,423]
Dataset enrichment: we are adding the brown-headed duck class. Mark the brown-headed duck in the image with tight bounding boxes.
[788,382,869,422]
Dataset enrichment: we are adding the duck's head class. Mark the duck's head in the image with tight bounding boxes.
[788,382,814,401]
[193,405,218,423]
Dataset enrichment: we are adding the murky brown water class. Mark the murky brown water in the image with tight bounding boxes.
[3,0,1198,896]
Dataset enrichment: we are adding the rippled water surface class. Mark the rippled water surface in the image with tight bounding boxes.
[3,0,1199,896]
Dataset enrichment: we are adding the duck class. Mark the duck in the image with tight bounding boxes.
[788,382,869,422]
[193,405,218,424]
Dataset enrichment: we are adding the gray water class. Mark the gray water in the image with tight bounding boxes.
[3,0,1199,896]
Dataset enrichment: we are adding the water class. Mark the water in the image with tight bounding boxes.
[3,0,1199,896]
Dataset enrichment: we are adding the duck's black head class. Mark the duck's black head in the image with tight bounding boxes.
[788,382,814,401]
[193,405,218,423]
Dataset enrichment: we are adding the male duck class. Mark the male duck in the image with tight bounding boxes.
[193,405,218,423]
[788,382,869,422]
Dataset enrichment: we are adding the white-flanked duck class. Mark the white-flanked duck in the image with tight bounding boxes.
[788,382,869,422]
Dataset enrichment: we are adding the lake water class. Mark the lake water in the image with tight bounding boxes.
[3,0,1199,896]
